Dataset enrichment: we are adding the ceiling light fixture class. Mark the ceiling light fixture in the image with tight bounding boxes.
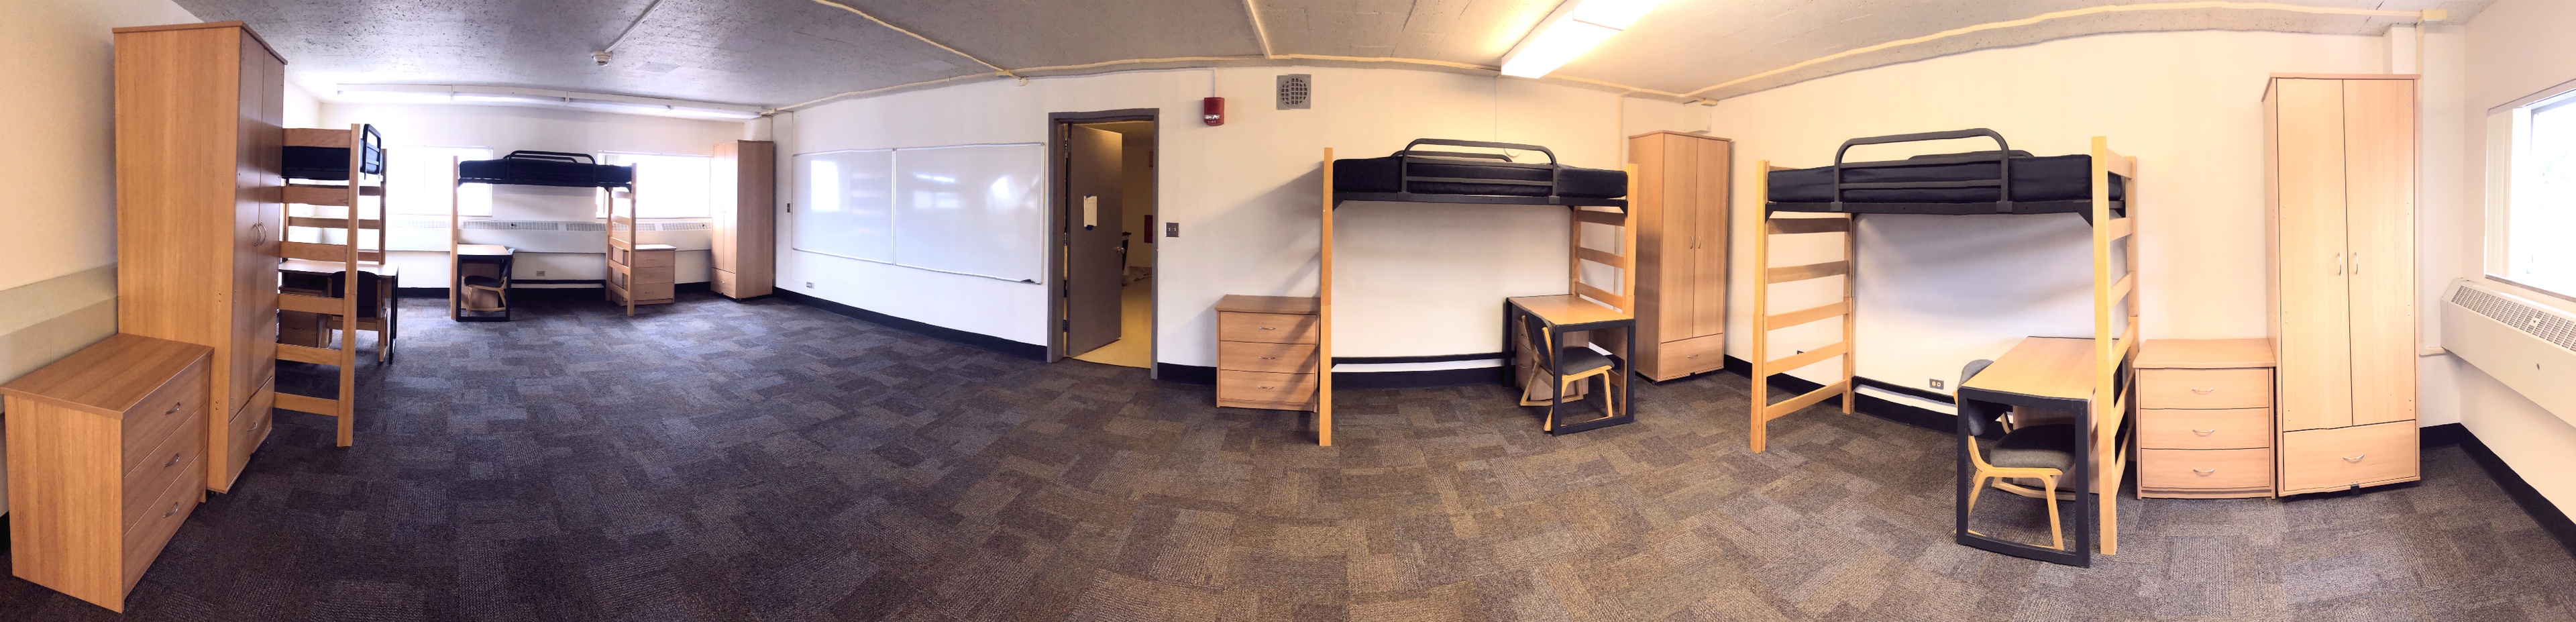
[1498,0,1664,79]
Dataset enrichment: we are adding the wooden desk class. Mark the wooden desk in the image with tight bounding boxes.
[1953,336,2129,567]
[451,244,513,322]
[276,260,398,348]
[1503,295,1635,434]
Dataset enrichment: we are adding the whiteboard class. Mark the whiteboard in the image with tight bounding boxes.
[890,144,1046,283]
[791,149,896,262]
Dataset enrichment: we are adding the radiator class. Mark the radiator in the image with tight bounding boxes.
[2443,278,2576,427]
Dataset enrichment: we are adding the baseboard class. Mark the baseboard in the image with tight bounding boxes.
[1335,352,1506,364]
[775,290,1046,361]
[1722,356,1955,433]
[1152,364,1504,389]
[2438,423,2576,560]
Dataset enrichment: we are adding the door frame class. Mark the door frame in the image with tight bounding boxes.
[1045,109,1159,375]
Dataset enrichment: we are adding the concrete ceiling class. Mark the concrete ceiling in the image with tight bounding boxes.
[168,0,2493,109]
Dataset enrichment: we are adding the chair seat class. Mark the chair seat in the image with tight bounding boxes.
[462,275,506,289]
[1987,423,2078,470]
[1550,348,1614,376]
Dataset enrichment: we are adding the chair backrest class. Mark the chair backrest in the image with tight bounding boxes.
[1957,359,1996,437]
[326,270,384,319]
[1519,311,1556,370]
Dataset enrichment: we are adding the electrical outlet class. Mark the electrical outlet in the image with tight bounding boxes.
[804,282,814,289]
[1929,378,1945,390]
[1165,222,1179,238]
[535,270,547,277]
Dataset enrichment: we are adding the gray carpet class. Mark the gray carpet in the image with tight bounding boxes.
[1,292,2569,621]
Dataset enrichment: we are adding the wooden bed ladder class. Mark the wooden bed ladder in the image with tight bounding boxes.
[275,123,384,447]
[1748,161,1857,453]
[604,183,642,316]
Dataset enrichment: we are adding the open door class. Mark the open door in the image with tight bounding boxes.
[1062,123,1125,356]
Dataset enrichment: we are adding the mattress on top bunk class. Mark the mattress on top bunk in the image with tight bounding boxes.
[1333,156,1628,199]
[1767,152,2125,205]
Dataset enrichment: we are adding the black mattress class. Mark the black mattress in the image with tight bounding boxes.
[458,151,633,189]
[1334,156,1627,199]
[1763,129,2127,215]
[283,124,384,181]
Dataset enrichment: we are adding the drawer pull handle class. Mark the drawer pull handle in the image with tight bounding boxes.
[1256,385,1275,390]
[2193,428,2217,435]
[1256,356,1277,360]
[165,453,183,468]
[2190,388,2216,395]
[2192,468,2217,476]
[163,501,182,518]
[1259,327,1277,331]
[2343,454,2366,463]
[1684,354,1699,358]
[165,403,182,416]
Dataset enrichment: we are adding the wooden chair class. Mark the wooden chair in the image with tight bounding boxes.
[459,270,508,315]
[1958,359,2079,552]
[1516,311,1619,431]
[323,269,398,362]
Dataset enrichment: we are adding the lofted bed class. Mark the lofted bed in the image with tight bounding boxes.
[1748,129,2141,560]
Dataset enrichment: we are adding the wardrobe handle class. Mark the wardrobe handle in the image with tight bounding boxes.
[2192,468,2217,476]
[2192,428,2217,436]
[2343,454,2366,463]
[2334,252,2343,275]
[2351,252,2361,274]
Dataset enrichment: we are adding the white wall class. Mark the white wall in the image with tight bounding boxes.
[0,0,205,517]
[779,67,1699,358]
[2452,0,2576,514]
[313,103,745,288]
[1707,30,2395,403]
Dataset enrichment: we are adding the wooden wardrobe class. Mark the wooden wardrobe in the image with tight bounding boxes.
[1627,131,1729,381]
[113,21,286,493]
[2262,74,2419,495]
[711,140,777,299]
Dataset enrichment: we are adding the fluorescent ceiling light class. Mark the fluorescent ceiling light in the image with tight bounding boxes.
[453,92,566,105]
[665,105,763,120]
[1499,0,1664,79]
[567,99,675,115]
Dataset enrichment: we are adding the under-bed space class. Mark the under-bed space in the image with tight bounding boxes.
[1332,139,1627,207]
[1764,129,2125,215]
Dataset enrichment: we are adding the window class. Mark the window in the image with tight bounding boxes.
[2503,89,2576,297]
[599,152,713,219]
[388,146,492,217]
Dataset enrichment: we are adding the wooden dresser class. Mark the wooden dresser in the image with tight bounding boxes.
[710,140,777,299]
[2135,339,2277,499]
[3,335,213,612]
[1627,131,1730,380]
[1214,295,1322,410]
[113,21,286,492]
[2263,74,2421,495]
[610,243,678,309]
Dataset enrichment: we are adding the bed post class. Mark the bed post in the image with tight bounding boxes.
[1318,148,1334,447]
[2088,136,2139,555]
[1750,160,1772,453]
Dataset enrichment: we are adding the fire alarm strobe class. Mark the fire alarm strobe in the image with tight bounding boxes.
[1202,97,1225,126]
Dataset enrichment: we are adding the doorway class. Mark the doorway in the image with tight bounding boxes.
[1049,111,1157,371]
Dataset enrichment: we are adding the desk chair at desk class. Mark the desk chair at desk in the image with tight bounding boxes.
[1953,336,2133,568]
[1504,295,1635,435]
[451,244,514,321]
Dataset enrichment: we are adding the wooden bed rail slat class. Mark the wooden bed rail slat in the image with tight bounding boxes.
[274,393,339,416]
[1767,217,1852,235]
[1573,209,1627,226]
[1764,300,1851,331]
[2106,272,2136,305]
[2098,144,2135,178]
[276,344,340,365]
[1767,260,1850,282]
[1572,282,1631,310]
[280,242,382,263]
[287,216,384,230]
[277,293,347,316]
[1765,342,1847,374]
[2104,216,2132,241]
[1764,379,1851,422]
[1574,246,1625,267]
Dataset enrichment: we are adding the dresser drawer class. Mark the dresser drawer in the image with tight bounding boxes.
[711,269,738,297]
[616,264,676,287]
[2139,448,2273,492]
[2139,368,2271,409]
[1651,333,1725,379]
[1218,312,1319,344]
[119,462,201,591]
[120,409,205,533]
[1219,342,1318,374]
[1216,370,1317,407]
[118,360,205,474]
[2138,407,2272,450]
[2281,421,2420,494]
[621,281,675,302]
[612,246,676,268]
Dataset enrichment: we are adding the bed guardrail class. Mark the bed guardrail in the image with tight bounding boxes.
[1829,127,2015,214]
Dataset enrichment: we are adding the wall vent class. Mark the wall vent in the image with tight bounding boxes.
[460,220,561,231]
[2442,278,2576,429]
[1277,74,1311,110]
[2452,284,2576,351]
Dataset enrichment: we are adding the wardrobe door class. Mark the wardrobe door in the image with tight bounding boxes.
[2341,79,2418,426]
[2273,79,2355,432]
[711,141,741,276]
[1656,136,1699,340]
[1690,136,1729,340]
[227,32,283,414]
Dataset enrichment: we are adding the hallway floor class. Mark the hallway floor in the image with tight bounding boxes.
[1069,276,1150,368]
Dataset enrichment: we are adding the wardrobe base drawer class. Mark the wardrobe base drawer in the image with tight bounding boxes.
[2139,408,2273,450]
[2138,448,2273,497]
[1644,333,1724,380]
[1216,370,1316,409]
[2281,421,2419,495]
